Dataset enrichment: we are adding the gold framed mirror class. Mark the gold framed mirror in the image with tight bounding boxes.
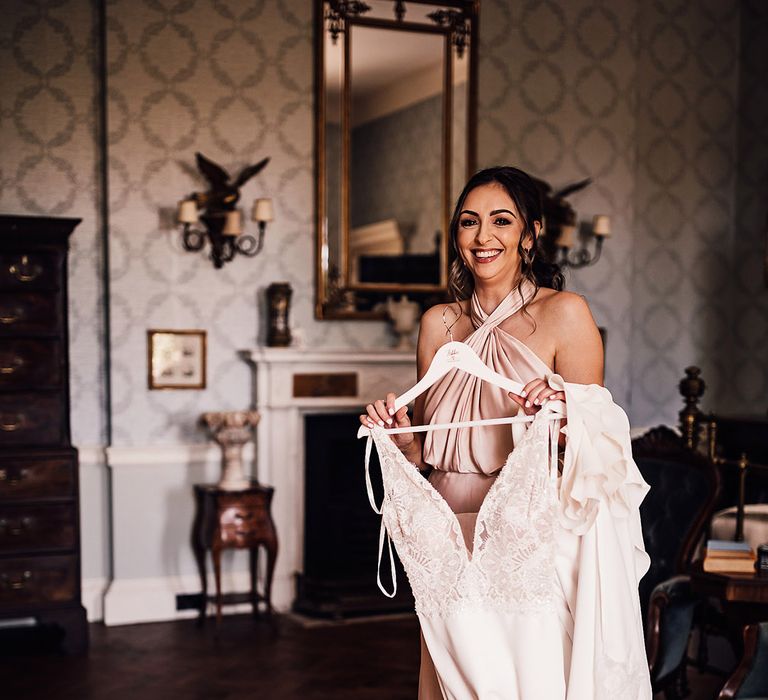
[314,0,478,319]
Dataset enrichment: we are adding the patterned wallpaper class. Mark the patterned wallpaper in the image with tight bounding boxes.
[0,0,106,447]
[631,0,740,426]
[477,0,762,426]
[2,0,764,447]
[105,0,390,447]
[477,0,641,411]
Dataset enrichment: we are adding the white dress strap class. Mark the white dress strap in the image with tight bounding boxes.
[549,415,560,483]
[363,433,382,514]
[377,516,397,598]
[363,433,397,597]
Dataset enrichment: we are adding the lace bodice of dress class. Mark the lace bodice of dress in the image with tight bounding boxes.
[371,410,559,620]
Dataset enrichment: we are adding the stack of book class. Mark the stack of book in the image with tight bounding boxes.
[703,539,756,573]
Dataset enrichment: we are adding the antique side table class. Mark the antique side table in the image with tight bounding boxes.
[690,560,768,679]
[691,561,768,616]
[191,481,277,625]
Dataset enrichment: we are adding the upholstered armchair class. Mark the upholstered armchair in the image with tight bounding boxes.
[718,623,768,699]
[632,425,721,697]
[646,576,698,693]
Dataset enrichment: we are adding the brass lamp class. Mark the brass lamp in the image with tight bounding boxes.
[533,177,613,270]
[554,214,612,269]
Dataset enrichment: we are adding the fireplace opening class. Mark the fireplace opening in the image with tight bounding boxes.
[294,412,414,618]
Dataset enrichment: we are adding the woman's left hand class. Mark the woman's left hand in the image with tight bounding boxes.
[508,378,566,416]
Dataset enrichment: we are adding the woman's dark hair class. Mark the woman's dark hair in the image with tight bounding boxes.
[448,166,565,302]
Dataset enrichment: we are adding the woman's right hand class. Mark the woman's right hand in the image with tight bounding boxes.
[360,392,414,451]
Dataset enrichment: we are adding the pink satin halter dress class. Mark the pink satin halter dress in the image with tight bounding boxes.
[422,279,553,515]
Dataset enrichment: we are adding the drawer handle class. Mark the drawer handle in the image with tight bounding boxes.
[0,313,20,325]
[0,468,27,485]
[0,517,31,536]
[0,356,24,374]
[9,256,42,283]
[1,570,32,590]
[0,414,25,431]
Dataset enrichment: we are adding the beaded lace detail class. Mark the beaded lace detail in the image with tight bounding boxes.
[369,410,558,620]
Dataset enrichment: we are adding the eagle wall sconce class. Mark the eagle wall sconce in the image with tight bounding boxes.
[176,152,273,269]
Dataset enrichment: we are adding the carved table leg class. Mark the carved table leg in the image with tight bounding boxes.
[263,536,278,615]
[211,546,223,628]
[191,500,208,625]
[250,546,260,616]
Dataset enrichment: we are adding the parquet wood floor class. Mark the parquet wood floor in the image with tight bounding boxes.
[0,613,421,700]
[0,612,728,700]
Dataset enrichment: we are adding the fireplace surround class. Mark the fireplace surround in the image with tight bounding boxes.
[297,411,414,617]
[241,347,417,613]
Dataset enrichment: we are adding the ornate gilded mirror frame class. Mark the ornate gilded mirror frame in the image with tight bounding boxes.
[314,0,479,319]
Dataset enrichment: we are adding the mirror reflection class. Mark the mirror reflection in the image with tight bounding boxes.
[316,1,477,318]
[348,25,444,286]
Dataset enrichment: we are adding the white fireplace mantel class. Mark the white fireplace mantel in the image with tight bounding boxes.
[241,346,415,366]
[239,346,416,610]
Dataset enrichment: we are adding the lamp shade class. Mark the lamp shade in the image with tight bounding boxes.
[252,198,274,223]
[558,224,576,248]
[592,214,612,237]
[178,199,198,224]
[222,210,242,236]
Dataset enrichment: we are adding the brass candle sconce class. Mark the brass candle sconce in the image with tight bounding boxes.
[534,177,612,270]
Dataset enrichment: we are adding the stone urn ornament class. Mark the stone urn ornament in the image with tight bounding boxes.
[200,410,260,490]
[386,295,420,350]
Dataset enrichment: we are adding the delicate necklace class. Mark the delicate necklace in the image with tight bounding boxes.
[442,304,462,341]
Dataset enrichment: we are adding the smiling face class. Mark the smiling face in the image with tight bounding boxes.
[456,182,539,288]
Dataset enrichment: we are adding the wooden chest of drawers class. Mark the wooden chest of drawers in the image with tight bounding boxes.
[0,215,87,654]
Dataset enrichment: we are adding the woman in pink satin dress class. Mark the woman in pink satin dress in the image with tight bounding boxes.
[361,166,606,698]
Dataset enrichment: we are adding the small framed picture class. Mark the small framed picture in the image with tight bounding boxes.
[147,329,207,390]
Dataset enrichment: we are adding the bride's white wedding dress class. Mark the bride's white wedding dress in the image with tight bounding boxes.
[359,281,652,699]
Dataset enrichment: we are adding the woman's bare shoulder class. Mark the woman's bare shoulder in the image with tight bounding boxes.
[418,299,470,353]
[534,288,596,328]
[420,299,469,331]
[535,289,603,382]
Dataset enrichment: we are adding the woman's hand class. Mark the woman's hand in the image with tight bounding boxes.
[360,392,414,451]
[508,378,565,416]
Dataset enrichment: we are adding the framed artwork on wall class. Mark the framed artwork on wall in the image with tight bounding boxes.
[147,329,207,390]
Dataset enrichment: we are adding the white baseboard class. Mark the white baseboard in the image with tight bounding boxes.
[82,577,109,622]
[102,571,293,626]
